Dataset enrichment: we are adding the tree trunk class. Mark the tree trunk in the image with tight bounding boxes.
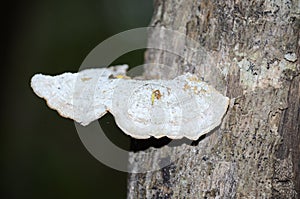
[127,0,300,198]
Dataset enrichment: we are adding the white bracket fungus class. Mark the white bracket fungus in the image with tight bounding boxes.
[31,65,229,140]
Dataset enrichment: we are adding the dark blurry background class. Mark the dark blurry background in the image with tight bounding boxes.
[2,1,153,198]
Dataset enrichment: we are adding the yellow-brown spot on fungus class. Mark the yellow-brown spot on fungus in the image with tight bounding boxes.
[115,75,131,79]
[81,77,92,82]
[151,90,162,105]
[183,83,191,91]
[109,75,131,79]
[188,76,200,82]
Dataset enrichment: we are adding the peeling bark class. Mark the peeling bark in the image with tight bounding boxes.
[128,0,300,198]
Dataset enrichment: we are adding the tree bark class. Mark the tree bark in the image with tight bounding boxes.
[128,0,300,198]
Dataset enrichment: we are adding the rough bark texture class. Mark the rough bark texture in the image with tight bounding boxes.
[128,0,300,198]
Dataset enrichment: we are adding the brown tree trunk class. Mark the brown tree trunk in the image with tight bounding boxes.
[127,0,300,198]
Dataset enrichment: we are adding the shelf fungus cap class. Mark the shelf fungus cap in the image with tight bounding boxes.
[31,65,229,140]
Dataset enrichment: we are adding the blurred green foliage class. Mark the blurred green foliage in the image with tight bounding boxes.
[2,0,153,198]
